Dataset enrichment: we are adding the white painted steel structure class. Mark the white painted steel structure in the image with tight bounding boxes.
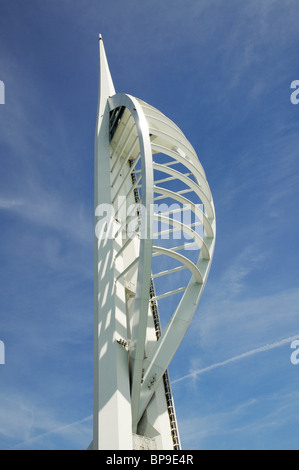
[92,36,216,450]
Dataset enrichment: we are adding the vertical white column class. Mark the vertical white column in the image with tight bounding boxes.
[93,36,132,450]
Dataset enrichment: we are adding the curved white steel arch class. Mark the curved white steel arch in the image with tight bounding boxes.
[152,246,203,284]
[153,185,214,238]
[93,36,216,451]
[153,162,214,218]
[154,213,210,261]
[152,143,212,199]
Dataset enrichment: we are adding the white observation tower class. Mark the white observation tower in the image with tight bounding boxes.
[91,36,216,450]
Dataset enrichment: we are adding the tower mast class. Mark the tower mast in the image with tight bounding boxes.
[93,35,133,450]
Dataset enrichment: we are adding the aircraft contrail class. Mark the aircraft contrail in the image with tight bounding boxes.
[173,334,299,384]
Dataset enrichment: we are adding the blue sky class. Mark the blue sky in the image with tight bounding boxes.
[0,0,299,450]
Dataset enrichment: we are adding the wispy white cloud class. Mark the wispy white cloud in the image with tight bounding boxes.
[0,188,92,247]
[179,388,299,449]
[221,246,267,297]
[219,0,298,90]
[0,392,92,450]
[0,198,24,209]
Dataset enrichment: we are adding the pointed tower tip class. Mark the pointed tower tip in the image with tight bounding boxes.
[99,34,103,41]
[97,33,116,123]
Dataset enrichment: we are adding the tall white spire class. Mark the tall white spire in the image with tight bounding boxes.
[93,35,133,450]
[96,35,116,133]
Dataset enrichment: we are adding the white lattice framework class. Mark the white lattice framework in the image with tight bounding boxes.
[92,36,216,450]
